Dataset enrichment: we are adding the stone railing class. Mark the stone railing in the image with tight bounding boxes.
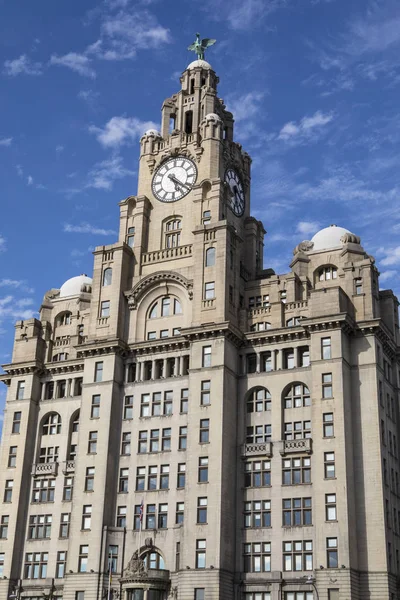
[62,460,75,474]
[142,244,192,265]
[241,442,272,458]
[202,298,215,309]
[31,462,58,477]
[284,301,308,311]
[249,306,271,318]
[121,568,170,584]
[97,317,109,326]
[280,438,312,455]
[55,337,70,347]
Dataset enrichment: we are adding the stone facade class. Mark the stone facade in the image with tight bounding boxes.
[0,59,399,600]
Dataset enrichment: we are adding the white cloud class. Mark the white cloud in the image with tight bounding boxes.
[0,138,12,147]
[16,164,23,177]
[225,92,265,141]
[0,296,37,322]
[27,176,33,186]
[0,235,6,253]
[49,53,96,78]
[70,249,86,258]
[63,223,117,235]
[279,111,333,141]
[89,116,158,148]
[86,155,135,190]
[56,145,64,154]
[379,269,397,282]
[3,54,43,76]
[206,0,286,31]
[0,279,34,293]
[380,247,400,267]
[297,221,320,236]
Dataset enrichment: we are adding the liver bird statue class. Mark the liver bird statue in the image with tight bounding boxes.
[188,33,216,61]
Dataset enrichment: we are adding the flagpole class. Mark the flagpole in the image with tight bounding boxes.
[107,552,112,600]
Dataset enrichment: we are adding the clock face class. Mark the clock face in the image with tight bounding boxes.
[225,168,245,216]
[152,157,197,202]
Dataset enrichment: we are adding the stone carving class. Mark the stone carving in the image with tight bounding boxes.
[145,537,153,548]
[340,232,361,245]
[124,550,146,577]
[293,240,314,255]
[125,271,193,309]
[168,586,178,599]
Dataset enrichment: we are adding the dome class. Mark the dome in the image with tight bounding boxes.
[311,225,352,251]
[142,129,161,138]
[187,59,212,70]
[59,274,92,298]
[203,112,222,123]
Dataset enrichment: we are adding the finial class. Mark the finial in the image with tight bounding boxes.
[187,33,216,61]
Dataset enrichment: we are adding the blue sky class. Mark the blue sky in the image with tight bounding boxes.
[1,0,400,413]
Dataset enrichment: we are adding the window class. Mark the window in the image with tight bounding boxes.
[323,413,334,437]
[148,331,157,340]
[324,452,335,478]
[328,592,339,600]
[247,388,271,412]
[0,553,3,578]
[197,497,208,523]
[355,278,363,295]
[32,478,55,503]
[133,505,142,530]
[82,505,92,530]
[94,361,103,382]
[322,373,333,398]
[283,540,313,571]
[195,589,205,600]
[284,594,313,600]
[286,317,302,327]
[119,468,129,492]
[12,411,21,434]
[244,500,271,528]
[250,322,272,332]
[150,429,160,452]
[63,476,74,501]
[164,391,173,415]
[58,311,72,326]
[165,219,181,248]
[202,210,211,224]
[246,425,271,444]
[148,466,158,490]
[245,460,271,487]
[24,552,48,578]
[176,502,184,524]
[179,426,187,449]
[196,540,206,568]
[121,432,131,455]
[280,290,287,303]
[177,463,186,488]
[327,538,338,568]
[76,593,85,600]
[124,395,133,419]
[0,515,8,538]
[321,337,331,359]
[200,381,210,405]
[198,457,208,483]
[116,506,127,527]
[91,394,100,418]
[204,282,215,299]
[103,268,112,286]
[282,457,311,485]
[143,549,165,570]
[88,431,98,454]
[8,446,17,468]
[200,419,209,443]
[69,445,77,461]
[4,480,13,502]
[202,346,211,367]
[127,226,135,248]
[284,384,310,408]
[243,542,271,573]
[158,503,168,528]
[146,504,156,529]
[140,394,150,417]
[326,493,337,521]
[16,380,25,400]
[138,431,147,453]
[59,513,70,538]
[318,266,337,281]
[180,389,188,413]
[100,300,110,318]
[78,545,89,573]
[109,545,118,573]
[284,421,311,440]
[282,498,312,526]
[161,297,170,316]
[56,551,67,578]
[42,413,61,435]
[39,446,59,463]
[28,514,52,539]
[205,247,216,267]
[84,467,95,492]
[136,467,145,491]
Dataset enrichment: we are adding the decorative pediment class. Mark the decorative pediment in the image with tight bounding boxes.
[125,271,193,309]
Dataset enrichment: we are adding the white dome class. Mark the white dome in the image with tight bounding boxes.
[311,225,352,251]
[187,59,212,70]
[59,275,92,298]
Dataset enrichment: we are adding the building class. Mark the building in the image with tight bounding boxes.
[0,54,399,600]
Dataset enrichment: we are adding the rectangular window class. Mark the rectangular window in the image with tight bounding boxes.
[282,457,311,485]
[158,503,168,529]
[198,457,209,483]
[163,391,173,415]
[160,465,169,489]
[326,493,337,521]
[150,429,160,452]
[148,331,157,340]
[322,373,333,398]
[91,394,100,418]
[176,502,184,524]
[78,545,89,573]
[4,480,13,502]
[162,428,171,451]
[244,500,271,528]
[324,452,335,478]
[136,467,145,491]
[88,431,98,454]
[282,498,312,526]
[16,380,25,400]
[32,478,56,503]
[148,466,158,490]
[119,468,129,492]
[24,552,48,579]
[59,513,70,538]
[160,329,169,338]
[127,226,135,248]
[197,497,208,524]
[133,505,141,531]
[195,590,205,600]
[202,346,211,368]
[123,395,133,420]
[200,419,209,443]
[200,380,211,405]
[246,424,271,444]
[82,505,92,530]
[328,592,339,600]
[76,592,85,600]
[12,411,21,434]
[321,337,332,359]
[8,446,17,468]
[141,393,150,417]
[0,515,9,538]
[283,540,313,571]
[284,421,311,440]
[327,537,338,568]
[243,542,271,573]
[177,463,186,488]
[245,460,271,487]
[63,476,74,501]
[204,281,215,299]
[179,426,187,450]
[180,389,189,413]
[0,553,4,578]
[28,514,52,539]
[196,539,206,569]
[152,392,161,416]
[138,431,147,453]
[116,506,127,528]
[323,413,334,437]
[121,432,131,455]
[284,594,313,600]
[355,278,363,295]
[39,446,59,463]
[56,551,67,578]
[94,361,103,382]
[100,300,110,318]
[146,504,156,529]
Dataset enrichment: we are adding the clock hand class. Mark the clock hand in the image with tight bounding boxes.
[168,173,192,191]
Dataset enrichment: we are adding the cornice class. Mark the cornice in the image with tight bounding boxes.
[76,338,129,359]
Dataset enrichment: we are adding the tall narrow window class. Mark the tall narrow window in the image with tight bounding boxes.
[202,346,211,367]
[185,110,193,134]
[91,395,100,418]
[127,227,135,248]
[322,373,333,398]
[12,411,21,433]
[355,278,363,295]
[195,539,206,568]
[205,247,216,267]
[123,396,133,420]
[327,538,338,568]
[321,337,331,359]
[94,362,103,382]
[16,381,25,400]
[323,413,334,437]
[100,301,110,318]
[102,268,112,286]
[204,282,215,299]
[324,452,335,478]
[85,467,95,491]
[325,494,337,521]
[177,463,186,488]
[78,545,89,572]
[165,219,181,248]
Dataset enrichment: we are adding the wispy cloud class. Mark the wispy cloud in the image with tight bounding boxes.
[49,53,96,78]
[0,279,34,294]
[86,155,135,190]
[0,296,37,322]
[205,0,287,31]
[279,111,334,142]
[379,269,397,282]
[89,116,158,148]
[27,176,34,186]
[226,91,265,141]
[3,54,43,76]
[56,145,64,154]
[0,137,12,147]
[0,235,6,253]
[297,221,320,236]
[380,246,400,267]
[63,223,117,235]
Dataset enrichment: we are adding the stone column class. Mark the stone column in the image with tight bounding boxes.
[256,353,261,373]
[41,383,46,401]
[174,357,180,377]
[271,351,276,371]
[293,348,298,369]
[162,358,167,378]
[276,350,282,370]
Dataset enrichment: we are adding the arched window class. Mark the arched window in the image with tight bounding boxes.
[283,383,311,409]
[247,388,271,413]
[141,549,165,570]
[250,322,272,332]
[318,265,337,281]
[42,413,61,435]
[165,219,181,248]
[286,317,302,327]
[148,296,182,319]
[56,312,72,326]
[205,247,216,267]
[103,268,112,286]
